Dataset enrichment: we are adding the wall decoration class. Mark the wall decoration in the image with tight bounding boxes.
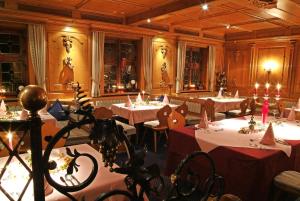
[59,56,74,85]
[216,71,227,91]
[160,45,168,59]
[48,30,90,94]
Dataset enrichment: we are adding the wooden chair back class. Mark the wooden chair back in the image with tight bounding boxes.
[156,105,172,128]
[249,98,256,115]
[167,111,185,129]
[94,107,113,120]
[175,102,188,117]
[240,98,249,116]
[202,98,215,121]
[276,100,285,117]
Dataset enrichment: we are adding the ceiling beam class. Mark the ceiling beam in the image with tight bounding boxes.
[227,0,300,24]
[126,0,216,25]
[202,17,278,31]
[75,0,90,9]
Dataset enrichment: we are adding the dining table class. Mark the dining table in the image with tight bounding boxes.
[0,144,128,201]
[198,97,244,113]
[165,116,300,201]
[111,101,178,126]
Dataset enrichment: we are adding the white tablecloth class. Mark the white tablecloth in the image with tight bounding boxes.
[195,116,300,157]
[199,97,244,112]
[111,101,178,125]
[0,144,127,201]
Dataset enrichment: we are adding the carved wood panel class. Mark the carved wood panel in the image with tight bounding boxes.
[47,31,90,93]
[152,38,175,92]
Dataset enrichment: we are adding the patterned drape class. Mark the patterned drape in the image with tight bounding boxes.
[91,31,105,97]
[175,41,187,93]
[142,37,153,93]
[28,24,46,90]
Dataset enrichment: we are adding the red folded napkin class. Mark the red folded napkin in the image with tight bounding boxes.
[260,122,276,145]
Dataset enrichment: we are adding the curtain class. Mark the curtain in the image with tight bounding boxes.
[91,31,105,97]
[208,46,216,91]
[176,41,187,93]
[142,37,153,93]
[28,24,46,90]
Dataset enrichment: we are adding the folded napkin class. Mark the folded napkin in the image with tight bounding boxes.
[216,89,223,98]
[199,110,209,129]
[297,98,300,109]
[260,122,276,145]
[20,109,29,120]
[162,94,169,104]
[287,107,296,121]
[136,93,143,103]
[234,90,239,98]
[125,95,132,107]
[0,100,6,112]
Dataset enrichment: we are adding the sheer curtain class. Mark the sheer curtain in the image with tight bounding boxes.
[208,45,216,91]
[28,24,46,90]
[142,37,153,93]
[91,31,105,97]
[176,41,186,93]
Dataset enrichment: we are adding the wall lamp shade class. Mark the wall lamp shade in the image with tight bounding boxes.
[263,60,277,72]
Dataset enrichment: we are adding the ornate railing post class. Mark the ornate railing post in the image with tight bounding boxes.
[19,85,48,201]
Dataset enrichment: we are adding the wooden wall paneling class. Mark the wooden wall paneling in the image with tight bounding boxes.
[225,43,251,95]
[47,30,90,96]
[151,37,176,95]
[254,44,291,98]
[291,40,300,98]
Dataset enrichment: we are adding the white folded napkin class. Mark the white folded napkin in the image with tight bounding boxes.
[125,95,132,107]
[162,94,169,104]
[0,100,6,112]
[136,93,143,103]
[216,90,223,98]
[199,110,209,129]
[287,107,296,121]
[234,90,239,98]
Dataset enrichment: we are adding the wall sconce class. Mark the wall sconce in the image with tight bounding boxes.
[263,60,277,82]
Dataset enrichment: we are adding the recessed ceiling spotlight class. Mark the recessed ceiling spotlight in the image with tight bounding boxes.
[202,3,208,10]
[147,18,151,23]
[226,24,231,29]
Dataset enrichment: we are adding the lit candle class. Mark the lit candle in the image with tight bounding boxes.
[265,83,270,95]
[7,132,13,150]
[255,83,259,95]
[276,83,281,95]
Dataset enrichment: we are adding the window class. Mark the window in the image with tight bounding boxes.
[104,38,139,94]
[0,31,27,96]
[183,46,208,91]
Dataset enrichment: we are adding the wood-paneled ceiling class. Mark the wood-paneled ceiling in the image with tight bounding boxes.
[10,0,300,39]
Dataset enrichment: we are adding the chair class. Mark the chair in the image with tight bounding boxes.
[276,100,285,117]
[175,102,188,117]
[94,107,136,138]
[272,171,300,201]
[201,98,226,122]
[185,100,201,125]
[144,105,172,152]
[248,98,256,115]
[167,111,185,130]
[227,98,249,117]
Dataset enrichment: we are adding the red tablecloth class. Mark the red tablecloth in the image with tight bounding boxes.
[165,127,300,201]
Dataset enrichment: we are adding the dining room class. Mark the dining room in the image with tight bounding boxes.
[0,0,300,201]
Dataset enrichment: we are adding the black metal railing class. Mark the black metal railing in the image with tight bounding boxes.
[0,84,224,201]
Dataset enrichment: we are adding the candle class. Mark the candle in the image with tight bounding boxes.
[7,132,13,150]
[142,90,145,100]
[255,83,259,94]
[276,83,281,95]
[265,83,270,95]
